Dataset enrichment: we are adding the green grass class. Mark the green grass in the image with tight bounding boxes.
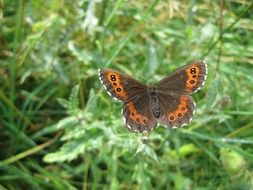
[1,0,253,189]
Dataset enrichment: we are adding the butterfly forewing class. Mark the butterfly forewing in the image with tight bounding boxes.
[98,68,146,102]
[157,60,207,94]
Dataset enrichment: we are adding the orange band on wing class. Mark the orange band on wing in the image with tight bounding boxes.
[185,64,200,91]
[168,96,189,122]
[106,72,128,100]
[127,102,148,125]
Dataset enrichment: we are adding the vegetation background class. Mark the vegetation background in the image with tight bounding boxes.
[1,0,253,189]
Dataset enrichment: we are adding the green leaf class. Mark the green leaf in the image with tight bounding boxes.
[69,85,80,111]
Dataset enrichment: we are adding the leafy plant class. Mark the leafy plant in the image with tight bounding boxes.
[1,0,253,189]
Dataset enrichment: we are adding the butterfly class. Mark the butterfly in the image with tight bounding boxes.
[98,60,207,132]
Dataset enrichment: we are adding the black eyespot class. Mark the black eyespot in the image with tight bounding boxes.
[143,119,147,124]
[112,82,117,86]
[169,116,175,121]
[191,68,196,74]
[178,113,182,117]
[116,88,121,92]
[190,80,195,84]
[136,118,140,122]
[110,75,116,81]
[181,107,185,111]
[192,75,197,78]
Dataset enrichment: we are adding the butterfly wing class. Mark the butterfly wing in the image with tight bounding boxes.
[98,68,146,102]
[123,92,157,132]
[98,68,156,132]
[157,93,196,128]
[157,60,207,94]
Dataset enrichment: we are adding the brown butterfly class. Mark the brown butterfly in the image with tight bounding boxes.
[98,60,207,132]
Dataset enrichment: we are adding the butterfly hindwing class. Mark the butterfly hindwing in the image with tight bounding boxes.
[123,92,157,132]
[157,60,207,94]
[158,93,196,128]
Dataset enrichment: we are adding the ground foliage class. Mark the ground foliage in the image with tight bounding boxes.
[1,0,253,189]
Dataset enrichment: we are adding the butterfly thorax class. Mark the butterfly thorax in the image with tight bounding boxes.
[148,86,160,118]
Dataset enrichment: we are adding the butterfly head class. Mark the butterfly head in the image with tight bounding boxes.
[148,86,158,96]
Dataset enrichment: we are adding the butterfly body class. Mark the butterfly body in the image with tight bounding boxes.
[147,86,160,118]
[98,60,207,132]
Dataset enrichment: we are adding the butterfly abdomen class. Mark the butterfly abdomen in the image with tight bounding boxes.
[148,86,160,118]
